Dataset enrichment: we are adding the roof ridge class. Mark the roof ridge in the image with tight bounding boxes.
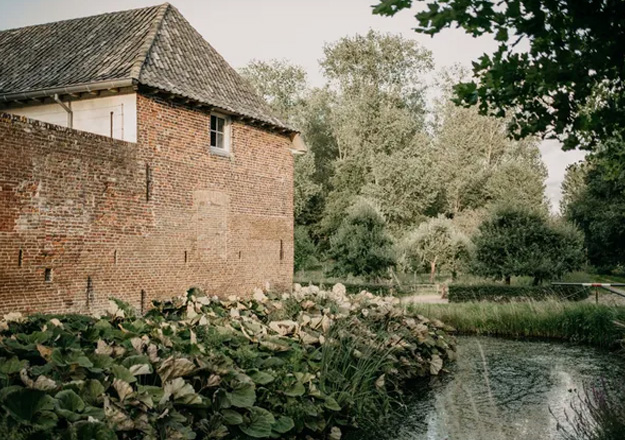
[129,3,171,81]
[0,3,165,34]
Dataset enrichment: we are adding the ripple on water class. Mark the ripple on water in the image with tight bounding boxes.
[349,336,625,440]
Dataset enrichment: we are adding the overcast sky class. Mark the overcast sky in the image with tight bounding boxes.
[0,0,586,211]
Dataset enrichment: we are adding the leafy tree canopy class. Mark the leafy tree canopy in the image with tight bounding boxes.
[328,200,396,279]
[434,93,547,215]
[400,216,473,282]
[373,0,625,151]
[560,161,589,215]
[239,59,308,124]
[321,30,433,105]
[564,139,625,271]
[472,205,585,284]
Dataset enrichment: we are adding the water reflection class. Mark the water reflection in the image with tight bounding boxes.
[351,336,625,440]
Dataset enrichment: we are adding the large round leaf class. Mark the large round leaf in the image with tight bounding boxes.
[228,382,256,408]
[240,407,275,438]
[3,388,58,429]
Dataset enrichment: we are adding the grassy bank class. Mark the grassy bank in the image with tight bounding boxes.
[407,300,625,349]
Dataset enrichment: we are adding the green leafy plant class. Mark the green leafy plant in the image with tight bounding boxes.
[0,285,455,439]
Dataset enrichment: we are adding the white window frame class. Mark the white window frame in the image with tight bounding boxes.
[209,112,231,155]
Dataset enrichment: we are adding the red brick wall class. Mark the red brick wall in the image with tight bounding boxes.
[0,94,294,315]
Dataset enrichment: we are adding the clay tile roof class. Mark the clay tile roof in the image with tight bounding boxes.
[0,3,292,131]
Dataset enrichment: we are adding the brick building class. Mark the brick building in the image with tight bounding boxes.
[0,4,305,314]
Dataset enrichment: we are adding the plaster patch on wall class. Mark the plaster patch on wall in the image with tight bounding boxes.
[194,190,228,260]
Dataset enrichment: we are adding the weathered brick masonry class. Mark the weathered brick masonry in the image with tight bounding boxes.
[0,93,294,315]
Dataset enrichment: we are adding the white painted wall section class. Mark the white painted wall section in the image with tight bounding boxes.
[9,93,137,142]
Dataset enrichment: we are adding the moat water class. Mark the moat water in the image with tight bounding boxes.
[349,336,625,440]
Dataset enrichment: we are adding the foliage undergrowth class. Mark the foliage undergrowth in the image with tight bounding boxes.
[0,285,455,439]
[407,301,625,349]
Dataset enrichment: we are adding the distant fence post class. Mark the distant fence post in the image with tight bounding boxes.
[552,282,625,304]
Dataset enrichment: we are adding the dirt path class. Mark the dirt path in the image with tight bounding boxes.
[400,294,448,304]
[584,288,625,306]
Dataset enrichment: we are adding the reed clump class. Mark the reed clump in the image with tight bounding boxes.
[407,300,625,349]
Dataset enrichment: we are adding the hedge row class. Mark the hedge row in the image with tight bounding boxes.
[448,284,591,303]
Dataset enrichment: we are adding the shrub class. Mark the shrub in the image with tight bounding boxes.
[294,226,318,272]
[328,199,395,279]
[448,284,590,302]
[0,286,455,439]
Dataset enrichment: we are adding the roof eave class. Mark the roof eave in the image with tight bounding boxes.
[0,78,137,104]
[137,84,299,136]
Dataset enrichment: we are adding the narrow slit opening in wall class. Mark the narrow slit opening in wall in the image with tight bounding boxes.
[44,268,52,282]
[145,163,152,202]
[86,276,93,307]
[279,240,284,261]
[18,249,23,267]
[140,290,146,315]
[238,250,242,260]
[114,249,118,264]
[184,251,188,263]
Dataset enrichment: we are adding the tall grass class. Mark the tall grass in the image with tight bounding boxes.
[407,300,625,349]
[319,320,397,430]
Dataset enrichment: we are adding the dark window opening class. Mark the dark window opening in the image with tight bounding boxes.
[18,249,23,267]
[184,251,188,263]
[44,268,52,282]
[114,249,118,264]
[238,250,242,260]
[210,114,227,150]
[279,240,284,261]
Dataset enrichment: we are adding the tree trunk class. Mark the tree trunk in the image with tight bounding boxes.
[430,260,437,284]
[505,276,511,285]
[532,277,540,286]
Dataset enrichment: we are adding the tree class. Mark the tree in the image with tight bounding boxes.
[321,30,433,113]
[400,216,473,282]
[328,200,395,279]
[560,161,589,215]
[472,205,585,284]
[565,140,625,271]
[433,97,548,215]
[319,31,436,234]
[293,152,323,225]
[239,59,308,124]
[373,0,625,151]
[362,144,442,229]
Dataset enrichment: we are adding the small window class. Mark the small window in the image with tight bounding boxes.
[210,113,230,153]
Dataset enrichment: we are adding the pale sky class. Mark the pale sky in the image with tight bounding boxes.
[0,0,586,210]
